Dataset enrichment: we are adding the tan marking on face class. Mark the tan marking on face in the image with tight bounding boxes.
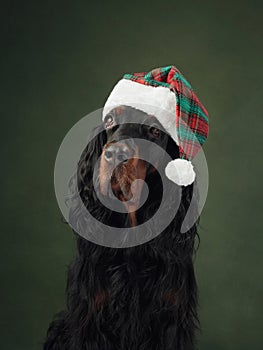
[117,146,147,226]
[99,144,148,227]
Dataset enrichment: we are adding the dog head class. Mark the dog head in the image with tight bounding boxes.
[69,104,198,239]
[98,106,179,221]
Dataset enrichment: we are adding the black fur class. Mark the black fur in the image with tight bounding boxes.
[44,107,200,350]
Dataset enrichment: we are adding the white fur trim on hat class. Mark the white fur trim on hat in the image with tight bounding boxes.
[165,159,196,186]
[103,79,179,145]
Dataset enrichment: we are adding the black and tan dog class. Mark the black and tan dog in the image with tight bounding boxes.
[44,106,200,350]
[44,64,210,349]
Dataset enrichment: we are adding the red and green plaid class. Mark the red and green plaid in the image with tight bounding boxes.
[123,66,209,161]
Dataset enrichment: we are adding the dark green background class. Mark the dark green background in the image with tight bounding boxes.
[1,1,262,349]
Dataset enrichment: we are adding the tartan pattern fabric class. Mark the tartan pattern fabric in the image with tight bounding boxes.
[123,66,209,161]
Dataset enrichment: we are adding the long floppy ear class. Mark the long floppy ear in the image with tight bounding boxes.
[68,125,107,235]
[158,135,199,250]
[44,126,109,349]
[166,138,200,241]
[77,125,107,196]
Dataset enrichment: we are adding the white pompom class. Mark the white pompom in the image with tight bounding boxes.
[165,159,196,186]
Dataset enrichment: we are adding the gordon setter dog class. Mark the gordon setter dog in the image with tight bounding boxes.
[44,106,200,350]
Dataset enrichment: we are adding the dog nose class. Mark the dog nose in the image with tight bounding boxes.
[104,143,131,165]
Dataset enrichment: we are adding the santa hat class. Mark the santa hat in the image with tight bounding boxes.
[102,65,209,186]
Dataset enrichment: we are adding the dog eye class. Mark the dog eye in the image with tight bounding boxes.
[149,126,160,138]
[104,115,114,128]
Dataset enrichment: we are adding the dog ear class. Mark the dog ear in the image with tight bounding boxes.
[77,125,107,181]
[68,125,107,235]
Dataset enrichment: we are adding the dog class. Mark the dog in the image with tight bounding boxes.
[44,105,200,350]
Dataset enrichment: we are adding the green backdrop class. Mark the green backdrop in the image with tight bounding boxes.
[1,1,262,349]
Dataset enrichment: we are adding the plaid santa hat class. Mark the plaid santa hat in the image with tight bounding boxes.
[103,65,209,186]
